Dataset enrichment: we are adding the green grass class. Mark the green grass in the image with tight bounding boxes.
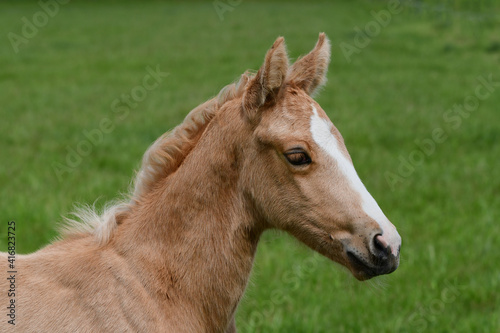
[1,1,499,332]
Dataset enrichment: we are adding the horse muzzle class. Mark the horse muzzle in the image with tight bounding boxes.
[345,233,401,280]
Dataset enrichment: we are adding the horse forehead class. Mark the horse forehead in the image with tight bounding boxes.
[283,88,315,111]
[262,92,328,138]
[309,104,350,158]
[277,93,318,126]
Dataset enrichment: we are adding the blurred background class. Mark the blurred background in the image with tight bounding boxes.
[0,0,499,331]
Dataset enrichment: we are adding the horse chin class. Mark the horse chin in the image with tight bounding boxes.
[348,265,378,281]
[346,250,399,281]
[314,245,375,281]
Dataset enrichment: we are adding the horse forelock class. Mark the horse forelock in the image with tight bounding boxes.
[60,72,254,245]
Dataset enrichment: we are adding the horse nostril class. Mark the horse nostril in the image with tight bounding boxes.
[373,234,391,257]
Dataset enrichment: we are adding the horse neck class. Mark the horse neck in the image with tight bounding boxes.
[113,104,263,329]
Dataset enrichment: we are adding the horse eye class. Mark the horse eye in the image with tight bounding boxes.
[284,151,311,166]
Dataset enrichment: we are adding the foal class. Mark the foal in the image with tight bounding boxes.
[0,33,401,332]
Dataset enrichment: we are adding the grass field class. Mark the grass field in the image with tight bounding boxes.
[1,1,499,332]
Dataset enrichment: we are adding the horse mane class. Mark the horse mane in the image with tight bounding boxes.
[60,72,253,245]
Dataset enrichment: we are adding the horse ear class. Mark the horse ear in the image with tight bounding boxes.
[243,37,289,120]
[287,33,331,96]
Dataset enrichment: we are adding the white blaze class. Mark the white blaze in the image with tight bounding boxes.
[310,106,401,255]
